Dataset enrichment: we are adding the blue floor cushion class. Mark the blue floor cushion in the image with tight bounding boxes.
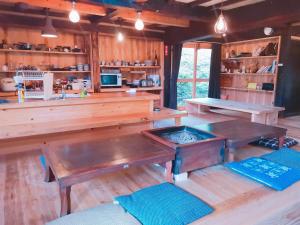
[253,137,298,150]
[46,203,141,225]
[262,148,300,170]
[226,157,300,191]
[115,182,214,225]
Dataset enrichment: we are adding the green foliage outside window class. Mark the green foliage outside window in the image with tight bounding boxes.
[177,48,212,107]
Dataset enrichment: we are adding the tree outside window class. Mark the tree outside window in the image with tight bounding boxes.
[177,43,212,108]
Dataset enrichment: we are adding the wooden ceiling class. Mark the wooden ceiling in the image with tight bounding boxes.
[0,0,299,42]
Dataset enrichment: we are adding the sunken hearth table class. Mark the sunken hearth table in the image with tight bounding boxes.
[194,120,287,162]
[42,134,175,217]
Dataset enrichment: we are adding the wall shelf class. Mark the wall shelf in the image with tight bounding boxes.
[0,70,91,74]
[0,49,87,55]
[220,73,275,76]
[100,86,163,93]
[220,36,280,106]
[100,65,161,69]
[221,86,273,93]
[223,55,277,60]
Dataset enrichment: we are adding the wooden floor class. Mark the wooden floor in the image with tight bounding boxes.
[1,112,300,225]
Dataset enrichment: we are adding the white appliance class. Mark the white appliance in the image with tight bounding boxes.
[0,78,17,92]
[100,73,122,87]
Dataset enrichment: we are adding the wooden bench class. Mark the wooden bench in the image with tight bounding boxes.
[185,98,284,125]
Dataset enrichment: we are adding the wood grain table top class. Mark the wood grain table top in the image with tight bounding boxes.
[185,98,284,114]
[42,134,175,186]
[194,120,287,148]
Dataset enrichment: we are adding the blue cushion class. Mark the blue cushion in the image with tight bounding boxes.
[115,183,214,225]
[262,148,300,170]
[225,157,300,191]
[253,137,298,150]
[0,99,9,104]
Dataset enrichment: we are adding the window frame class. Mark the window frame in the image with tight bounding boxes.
[177,42,212,108]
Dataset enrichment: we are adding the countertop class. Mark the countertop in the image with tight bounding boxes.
[0,92,160,110]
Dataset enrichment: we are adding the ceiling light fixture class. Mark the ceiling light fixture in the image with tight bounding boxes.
[117,31,124,42]
[69,1,80,23]
[214,12,228,35]
[135,11,144,31]
[41,10,58,38]
[264,27,274,36]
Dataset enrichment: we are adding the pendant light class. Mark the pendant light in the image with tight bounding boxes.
[41,10,58,38]
[117,31,124,42]
[69,1,80,23]
[135,11,144,31]
[214,12,228,35]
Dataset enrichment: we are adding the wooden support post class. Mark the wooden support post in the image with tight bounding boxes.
[279,136,285,148]
[228,147,236,162]
[165,161,173,183]
[59,185,72,217]
[175,117,181,126]
[90,32,100,91]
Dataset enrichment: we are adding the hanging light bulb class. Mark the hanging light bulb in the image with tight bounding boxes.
[117,31,124,42]
[214,12,227,34]
[69,1,80,23]
[135,12,144,31]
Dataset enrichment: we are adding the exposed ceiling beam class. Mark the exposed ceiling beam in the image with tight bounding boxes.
[115,8,190,27]
[212,0,245,9]
[0,0,107,16]
[188,0,212,7]
[0,13,164,39]
[2,0,192,27]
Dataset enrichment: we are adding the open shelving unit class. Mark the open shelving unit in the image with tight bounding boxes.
[98,34,164,107]
[0,27,94,96]
[220,36,281,106]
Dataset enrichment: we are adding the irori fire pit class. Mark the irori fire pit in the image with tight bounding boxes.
[142,126,225,174]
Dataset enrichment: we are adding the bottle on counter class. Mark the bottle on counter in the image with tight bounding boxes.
[17,83,24,103]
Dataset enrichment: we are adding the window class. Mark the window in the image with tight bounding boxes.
[177,44,212,107]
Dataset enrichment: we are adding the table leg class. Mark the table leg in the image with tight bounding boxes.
[228,147,236,162]
[279,136,285,148]
[165,161,173,183]
[175,117,181,126]
[59,185,71,217]
[45,164,55,182]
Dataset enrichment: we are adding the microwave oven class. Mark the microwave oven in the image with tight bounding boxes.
[100,73,122,87]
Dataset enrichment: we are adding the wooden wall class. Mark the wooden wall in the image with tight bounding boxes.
[98,34,162,63]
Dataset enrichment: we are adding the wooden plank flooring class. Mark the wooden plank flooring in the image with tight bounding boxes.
[0,112,300,225]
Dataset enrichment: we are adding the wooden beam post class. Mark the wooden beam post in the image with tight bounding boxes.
[90,32,100,91]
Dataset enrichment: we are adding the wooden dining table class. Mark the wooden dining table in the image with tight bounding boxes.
[42,134,175,217]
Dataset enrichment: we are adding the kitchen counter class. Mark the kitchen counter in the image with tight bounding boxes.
[0,92,159,110]
[0,92,186,140]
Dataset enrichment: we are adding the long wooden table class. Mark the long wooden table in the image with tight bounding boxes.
[185,98,284,125]
[194,120,287,161]
[42,134,175,217]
